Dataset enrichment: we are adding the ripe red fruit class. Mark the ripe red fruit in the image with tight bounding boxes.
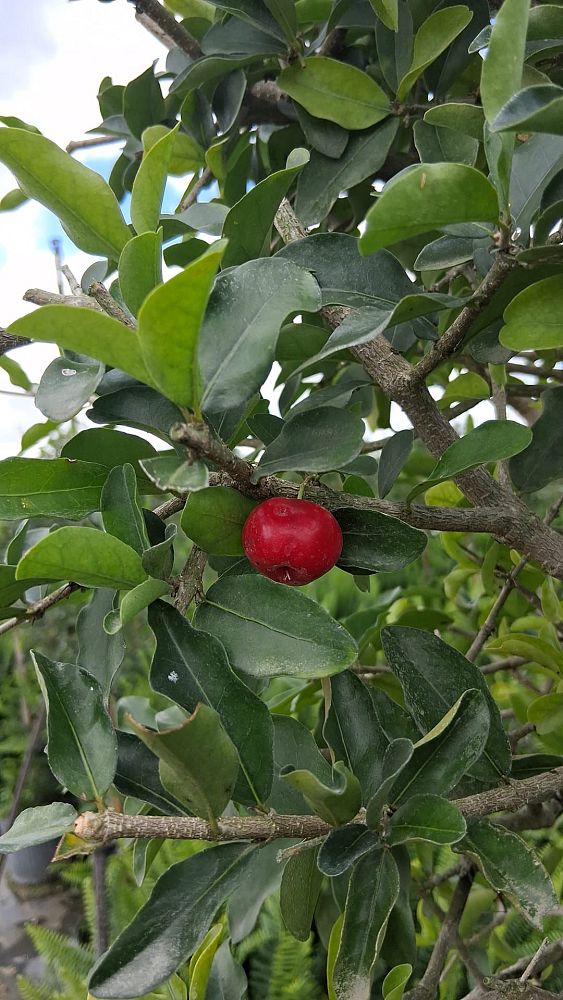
[242,498,343,586]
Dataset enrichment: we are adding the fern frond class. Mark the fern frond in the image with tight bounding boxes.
[24,923,94,980]
[16,977,56,1000]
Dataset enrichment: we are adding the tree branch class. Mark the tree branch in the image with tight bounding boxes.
[132,0,202,58]
[0,327,30,355]
[404,873,475,1000]
[172,545,207,613]
[0,582,79,637]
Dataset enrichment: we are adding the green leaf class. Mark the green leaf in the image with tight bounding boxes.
[194,573,358,679]
[360,164,498,254]
[77,588,125,701]
[493,84,563,134]
[325,670,389,804]
[251,407,364,481]
[17,526,147,590]
[423,102,485,140]
[0,353,31,390]
[0,128,130,258]
[269,715,335,815]
[181,486,257,555]
[378,431,414,499]
[381,627,512,788]
[140,455,210,494]
[88,843,255,997]
[87,386,183,443]
[501,276,563,352]
[228,839,287,943]
[528,693,563,752]
[486,634,563,676]
[282,760,361,825]
[189,924,223,1000]
[455,818,557,926]
[9,306,153,387]
[278,57,390,130]
[131,125,179,235]
[387,794,466,846]
[101,464,149,555]
[480,0,530,124]
[115,731,189,815]
[137,240,226,408]
[61,428,159,494]
[295,104,349,159]
[149,601,273,806]
[509,387,563,493]
[280,846,323,940]
[365,740,414,829]
[369,0,398,31]
[407,420,533,502]
[263,0,297,39]
[0,457,108,520]
[390,690,490,805]
[333,849,400,1000]
[397,6,473,101]
[123,64,165,139]
[207,941,247,1000]
[143,123,203,174]
[199,258,321,438]
[119,577,170,626]
[119,230,163,318]
[383,964,412,1000]
[335,508,427,573]
[510,133,563,235]
[222,148,309,267]
[413,119,479,166]
[317,824,380,876]
[35,356,104,422]
[295,117,399,226]
[0,186,28,211]
[439,372,489,407]
[0,803,77,854]
[33,650,117,800]
[129,705,239,821]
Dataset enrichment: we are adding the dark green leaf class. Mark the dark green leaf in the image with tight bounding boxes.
[33,650,117,800]
[388,794,466,845]
[181,486,257,555]
[88,843,255,997]
[317,825,379,877]
[280,846,323,940]
[509,387,563,492]
[87,386,184,442]
[207,941,247,1000]
[251,407,365,481]
[0,457,108,520]
[119,231,163,318]
[511,753,563,779]
[35,356,104,422]
[413,120,478,166]
[114,731,189,815]
[0,803,77,854]
[279,56,390,130]
[509,133,563,235]
[325,670,389,804]
[378,431,414,499]
[335,508,427,573]
[229,840,289,942]
[281,760,361,825]
[365,739,414,828]
[77,588,125,701]
[295,104,348,160]
[456,818,557,926]
[202,17,287,55]
[17,526,147,590]
[61,428,159,494]
[194,573,358,679]
[123,65,165,139]
[493,84,563,134]
[268,715,332,815]
[149,601,273,805]
[101,464,149,555]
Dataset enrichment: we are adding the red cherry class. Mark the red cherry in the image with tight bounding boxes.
[242,498,343,586]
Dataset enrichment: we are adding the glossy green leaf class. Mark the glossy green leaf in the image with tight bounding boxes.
[278,57,390,130]
[17,526,147,590]
[383,964,412,1000]
[228,840,288,943]
[325,670,389,804]
[0,128,130,258]
[493,84,563,134]
[480,0,529,123]
[295,117,398,226]
[170,55,257,98]
[317,824,380,877]
[114,732,189,815]
[140,455,209,494]
[0,803,77,854]
[130,705,239,820]
[149,601,273,805]
[361,164,498,254]
[381,627,512,787]
[407,420,533,501]
[9,306,153,387]
[181,486,257,555]
[88,843,255,998]
[33,650,117,800]
[423,102,485,139]
[280,845,323,941]
[388,793,466,845]
[119,231,163,318]
[194,573,358,679]
[189,923,224,1000]
[0,457,108,520]
[123,64,165,139]
[509,387,563,493]
[252,407,364,481]
[365,740,415,828]
[501,276,563,352]
[511,753,563,779]
[137,240,226,408]
[35,356,104,422]
[378,431,414,499]
[202,17,286,55]
[222,148,309,267]
[77,588,125,701]
[199,258,321,438]
[456,818,557,926]
[333,849,399,1000]
[87,386,183,443]
[131,125,178,234]
[390,689,490,804]
[101,464,149,555]
[282,760,361,825]
[397,6,473,101]
[335,508,427,573]
[61,428,159,494]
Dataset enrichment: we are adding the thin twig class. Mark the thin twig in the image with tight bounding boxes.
[404,873,475,1000]
[521,938,550,983]
[61,264,82,296]
[66,135,118,154]
[87,281,137,329]
[177,167,212,213]
[0,583,79,637]
[92,847,110,957]
[51,238,64,295]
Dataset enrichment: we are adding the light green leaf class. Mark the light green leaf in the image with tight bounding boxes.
[423,103,485,140]
[181,486,257,555]
[369,0,398,31]
[189,923,224,1000]
[16,526,147,590]
[480,0,530,123]
[486,634,563,675]
[120,578,171,626]
[360,164,498,255]
[0,354,31,390]
[0,128,130,258]
[0,803,77,854]
[387,794,466,846]
[251,407,365,481]
[9,306,153,387]
[407,420,532,501]
[131,125,179,235]
[383,964,412,1000]
[119,230,163,318]
[0,457,108,520]
[278,57,390,130]
[281,761,362,825]
[137,240,226,408]
[501,275,563,351]
[397,6,473,101]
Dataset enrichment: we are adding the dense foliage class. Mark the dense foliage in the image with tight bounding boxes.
[0,0,563,997]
